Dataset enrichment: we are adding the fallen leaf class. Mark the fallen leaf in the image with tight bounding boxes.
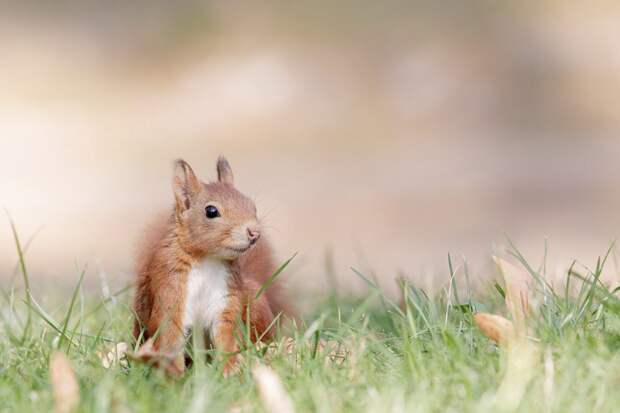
[473,311,539,410]
[493,256,532,327]
[49,351,80,413]
[258,337,351,367]
[282,337,296,355]
[320,339,351,367]
[474,313,515,345]
[97,342,129,369]
[229,400,252,413]
[252,364,295,413]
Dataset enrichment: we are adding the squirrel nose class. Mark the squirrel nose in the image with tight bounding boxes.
[247,228,260,244]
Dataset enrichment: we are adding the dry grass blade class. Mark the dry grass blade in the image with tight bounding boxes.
[252,364,295,413]
[49,351,80,413]
[474,313,515,345]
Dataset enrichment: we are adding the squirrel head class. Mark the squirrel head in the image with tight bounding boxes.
[172,157,261,261]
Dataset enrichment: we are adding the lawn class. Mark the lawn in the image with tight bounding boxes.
[2,228,620,412]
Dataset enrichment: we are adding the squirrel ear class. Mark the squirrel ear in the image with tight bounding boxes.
[216,156,234,186]
[173,159,201,211]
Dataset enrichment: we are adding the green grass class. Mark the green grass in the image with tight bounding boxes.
[3,227,620,412]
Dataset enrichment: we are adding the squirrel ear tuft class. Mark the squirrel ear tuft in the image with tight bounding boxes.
[173,159,200,211]
[216,156,234,186]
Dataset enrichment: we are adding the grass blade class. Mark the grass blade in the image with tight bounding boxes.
[58,268,87,351]
[255,252,297,300]
[5,212,33,341]
[351,267,405,318]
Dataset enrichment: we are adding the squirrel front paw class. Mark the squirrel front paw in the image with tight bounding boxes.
[129,338,186,378]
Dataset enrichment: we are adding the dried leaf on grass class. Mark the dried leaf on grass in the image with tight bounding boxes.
[97,342,129,369]
[257,337,352,367]
[473,312,539,410]
[493,256,532,324]
[474,313,515,345]
[474,258,541,410]
[228,400,252,413]
[252,364,295,413]
[49,351,80,413]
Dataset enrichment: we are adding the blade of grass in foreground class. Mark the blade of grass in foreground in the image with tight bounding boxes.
[0,292,21,344]
[6,212,33,342]
[10,224,45,278]
[22,289,115,346]
[446,254,461,327]
[571,270,620,314]
[352,267,406,324]
[58,267,87,351]
[83,284,132,319]
[255,252,297,300]
[22,296,80,348]
[403,283,435,336]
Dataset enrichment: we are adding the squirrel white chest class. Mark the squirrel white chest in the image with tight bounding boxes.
[182,258,230,337]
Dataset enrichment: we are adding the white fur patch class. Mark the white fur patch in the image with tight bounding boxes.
[183,258,230,339]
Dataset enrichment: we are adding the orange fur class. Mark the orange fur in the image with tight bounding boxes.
[133,157,293,377]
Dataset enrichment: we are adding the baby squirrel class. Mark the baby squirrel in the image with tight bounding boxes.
[133,157,291,376]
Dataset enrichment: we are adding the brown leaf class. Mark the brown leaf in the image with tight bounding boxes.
[97,342,129,369]
[320,339,351,367]
[474,313,515,345]
[252,364,295,413]
[229,400,252,413]
[258,337,351,368]
[494,256,532,325]
[282,337,296,355]
[49,351,80,413]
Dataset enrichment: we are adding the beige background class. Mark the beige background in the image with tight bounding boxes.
[2,2,620,301]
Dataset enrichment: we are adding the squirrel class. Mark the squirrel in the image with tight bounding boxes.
[133,157,292,376]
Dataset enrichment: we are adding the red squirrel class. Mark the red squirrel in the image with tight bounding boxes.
[133,157,292,376]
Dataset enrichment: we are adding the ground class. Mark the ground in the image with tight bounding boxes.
[2,238,620,413]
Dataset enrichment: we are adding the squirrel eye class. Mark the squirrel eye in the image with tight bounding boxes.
[205,205,220,219]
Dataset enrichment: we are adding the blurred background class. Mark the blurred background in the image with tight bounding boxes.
[2,1,620,302]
